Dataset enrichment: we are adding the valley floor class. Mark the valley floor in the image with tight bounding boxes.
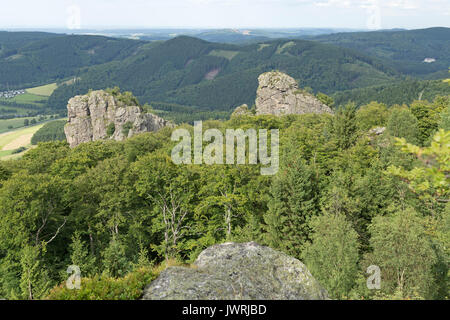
[0,123,44,160]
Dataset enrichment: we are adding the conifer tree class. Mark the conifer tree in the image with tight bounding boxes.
[69,232,97,278]
[264,156,319,258]
[331,103,358,150]
[102,237,130,278]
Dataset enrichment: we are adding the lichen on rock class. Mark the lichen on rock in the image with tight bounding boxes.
[142,242,328,300]
[231,104,253,118]
[255,71,333,116]
[64,90,170,148]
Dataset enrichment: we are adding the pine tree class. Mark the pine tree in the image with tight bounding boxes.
[102,237,130,278]
[332,103,358,150]
[134,242,152,269]
[264,156,319,258]
[69,232,96,277]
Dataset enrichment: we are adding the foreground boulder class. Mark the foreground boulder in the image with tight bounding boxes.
[64,90,170,148]
[255,71,333,116]
[142,242,328,300]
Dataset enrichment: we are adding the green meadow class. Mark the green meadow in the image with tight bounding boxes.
[0,116,42,133]
[26,82,58,96]
[0,83,58,116]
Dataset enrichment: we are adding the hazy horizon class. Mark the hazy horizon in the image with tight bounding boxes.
[0,0,449,30]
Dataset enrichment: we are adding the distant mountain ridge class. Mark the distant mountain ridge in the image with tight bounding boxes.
[0,32,144,90]
[46,35,400,113]
[310,27,450,77]
[1,27,449,118]
[2,28,364,44]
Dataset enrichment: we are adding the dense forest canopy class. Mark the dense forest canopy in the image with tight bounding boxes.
[333,79,450,107]
[0,33,144,90]
[0,93,448,300]
[0,27,449,300]
[311,27,450,77]
[45,36,400,114]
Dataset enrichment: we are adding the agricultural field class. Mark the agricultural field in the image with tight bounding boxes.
[0,115,59,134]
[0,92,48,115]
[208,49,239,60]
[0,105,33,115]
[2,92,48,105]
[26,82,58,96]
[0,116,41,133]
[0,83,59,117]
[0,123,44,160]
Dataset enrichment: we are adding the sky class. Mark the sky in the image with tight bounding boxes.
[0,0,449,30]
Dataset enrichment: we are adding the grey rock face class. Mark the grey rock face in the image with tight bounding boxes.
[369,126,386,136]
[64,90,170,148]
[231,104,252,117]
[255,71,333,116]
[142,242,328,300]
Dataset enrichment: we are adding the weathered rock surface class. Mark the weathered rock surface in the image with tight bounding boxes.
[142,242,328,300]
[369,126,386,136]
[231,104,253,117]
[64,90,170,148]
[255,71,333,116]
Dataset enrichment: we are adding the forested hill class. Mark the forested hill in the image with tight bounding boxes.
[2,28,449,117]
[47,35,400,113]
[0,31,56,52]
[310,27,450,77]
[0,32,144,90]
[333,79,450,107]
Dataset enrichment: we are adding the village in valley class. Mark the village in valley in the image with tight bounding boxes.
[0,89,25,99]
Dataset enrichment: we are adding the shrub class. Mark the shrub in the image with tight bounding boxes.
[141,103,154,114]
[45,259,186,300]
[106,86,140,106]
[386,107,420,144]
[106,123,115,137]
[122,121,133,137]
[45,267,156,300]
[12,146,27,154]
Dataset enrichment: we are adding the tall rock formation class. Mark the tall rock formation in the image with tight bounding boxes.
[64,90,170,148]
[255,71,333,116]
[142,242,328,300]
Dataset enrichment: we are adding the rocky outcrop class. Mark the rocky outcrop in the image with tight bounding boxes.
[255,71,333,116]
[142,242,328,300]
[64,90,170,148]
[369,126,386,136]
[231,104,253,117]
